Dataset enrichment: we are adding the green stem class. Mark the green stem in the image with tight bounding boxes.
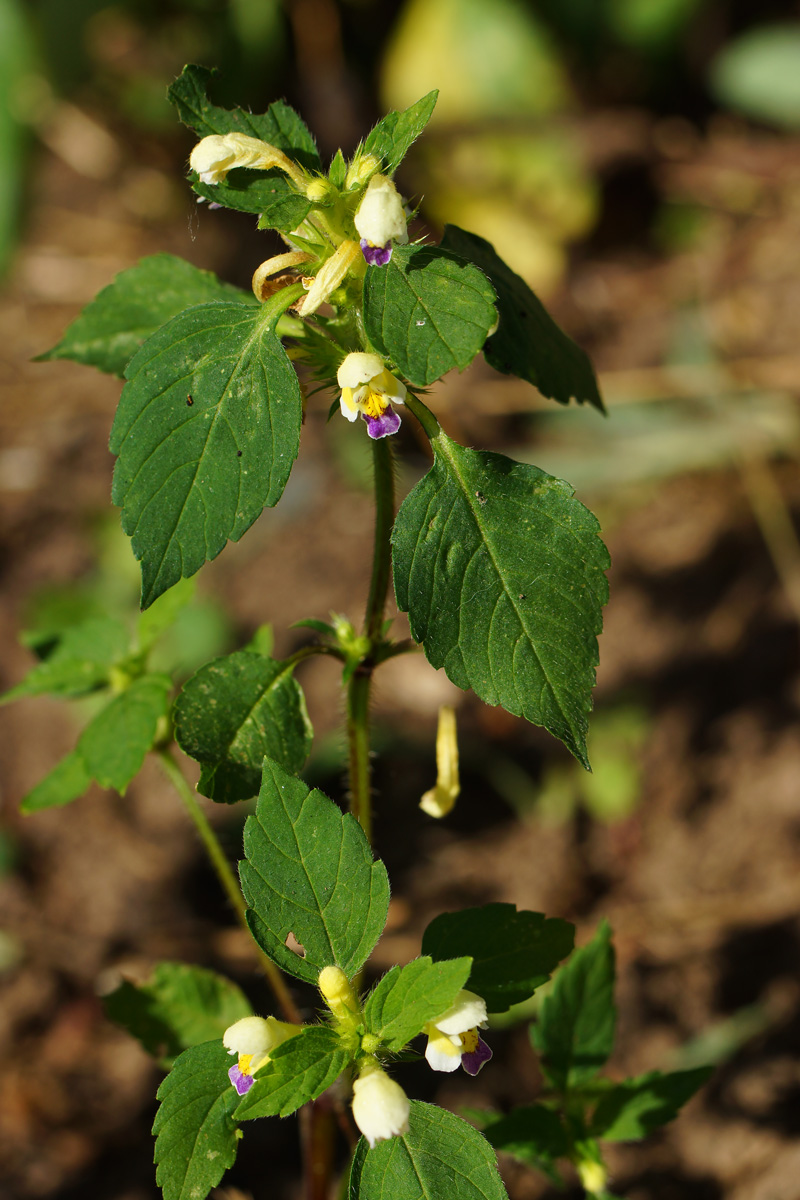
[156,748,301,1025]
[345,437,395,843]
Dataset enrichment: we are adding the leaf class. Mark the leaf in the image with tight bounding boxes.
[439,226,604,411]
[349,1101,509,1200]
[363,91,438,175]
[78,676,171,793]
[110,290,304,608]
[137,577,196,652]
[710,25,800,132]
[531,921,616,1093]
[421,904,574,1013]
[239,758,390,984]
[20,750,92,815]
[363,957,472,1052]
[37,255,255,378]
[174,650,312,804]
[480,1104,568,1181]
[168,64,316,228]
[153,1040,240,1200]
[234,1026,348,1119]
[1,616,130,703]
[104,962,252,1064]
[362,244,497,387]
[392,435,609,767]
[590,1067,712,1141]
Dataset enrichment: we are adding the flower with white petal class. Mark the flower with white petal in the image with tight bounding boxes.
[354,175,409,266]
[423,989,492,1076]
[189,132,307,190]
[337,352,406,440]
[351,1062,410,1148]
[223,1015,300,1096]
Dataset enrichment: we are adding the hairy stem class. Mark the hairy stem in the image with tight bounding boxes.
[156,748,301,1024]
[346,437,395,842]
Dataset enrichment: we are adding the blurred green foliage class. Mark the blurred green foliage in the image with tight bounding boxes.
[710,23,800,131]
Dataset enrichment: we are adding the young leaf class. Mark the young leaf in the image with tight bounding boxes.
[37,255,255,379]
[240,757,390,984]
[532,921,616,1094]
[362,245,497,386]
[137,577,196,652]
[104,962,252,1064]
[153,1040,240,1200]
[174,650,313,804]
[589,1067,712,1142]
[349,1101,509,1200]
[168,64,317,228]
[480,1104,568,1183]
[392,435,609,767]
[20,750,92,815]
[78,676,171,794]
[1,616,130,703]
[234,1026,348,1119]
[421,904,574,1013]
[439,226,604,412]
[363,956,472,1052]
[363,91,438,175]
[110,290,304,608]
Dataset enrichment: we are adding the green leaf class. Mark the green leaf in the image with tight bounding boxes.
[1,616,130,703]
[363,957,472,1052]
[363,91,438,175]
[421,904,574,1013]
[329,148,347,188]
[110,289,304,608]
[349,1101,509,1200]
[392,434,609,767]
[710,25,800,132]
[480,1104,568,1181]
[239,758,390,984]
[362,244,497,387]
[173,650,313,804]
[168,64,316,228]
[137,577,196,652]
[439,226,604,411]
[78,676,171,793]
[590,1067,712,1141]
[20,750,92,814]
[37,255,255,378]
[104,962,252,1064]
[153,1040,240,1200]
[234,1026,348,1119]
[532,921,616,1093]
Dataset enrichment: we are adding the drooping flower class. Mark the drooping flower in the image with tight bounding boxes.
[189,132,307,190]
[337,352,406,439]
[354,175,409,266]
[420,706,460,818]
[223,1015,300,1096]
[351,1062,411,1148]
[423,989,492,1076]
[296,240,362,317]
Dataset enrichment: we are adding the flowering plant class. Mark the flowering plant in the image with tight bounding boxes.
[7,66,712,1200]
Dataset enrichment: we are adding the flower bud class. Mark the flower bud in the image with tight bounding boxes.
[354,175,408,251]
[351,1063,410,1148]
[345,153,381,191]
[420,706,460,818]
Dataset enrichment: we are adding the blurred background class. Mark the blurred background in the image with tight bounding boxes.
[2,1,800,1197]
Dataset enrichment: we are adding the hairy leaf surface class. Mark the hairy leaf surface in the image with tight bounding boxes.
[38,255,254,378]
[422,904,574,1012]
[349,1101,509,1200]
[174,650,312,804]
[363,957,472,1052]
[110,292,303,608]
[393,435,609,766]
[153,1040,239,1200]
[240,758,390,983]
[440,226,604,411]
[363,245,497,386]
[235,1027,348,1119]
[363,91,438,175]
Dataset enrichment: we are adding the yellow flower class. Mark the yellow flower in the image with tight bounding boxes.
[337,352,406,439]
[420,706,460,818]
[189,132,307,190]
[223,1015,300,1096]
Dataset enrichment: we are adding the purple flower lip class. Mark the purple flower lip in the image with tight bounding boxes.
[228,1064,254,1095]
[360,239,393,267]
[461,1035,492,1077]
[364,408,401,439]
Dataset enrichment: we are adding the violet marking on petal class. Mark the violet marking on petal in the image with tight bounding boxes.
[461,1036,493,1076]
[360,239,392,267]
[364,408,402,439]
[228,1064,254,1095]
